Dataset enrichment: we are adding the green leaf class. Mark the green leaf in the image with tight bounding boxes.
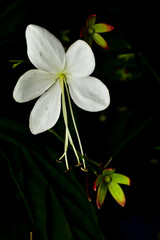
[111,173,130,185]
[108,181,126,207]
[9,60,26,68]
[0,117,105,240]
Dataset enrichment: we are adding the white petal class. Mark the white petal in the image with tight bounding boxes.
[65,40,95,77]
[26,24,65,73]
[29,81,61,134]
[13,69,57,103]
[67,76,110,112]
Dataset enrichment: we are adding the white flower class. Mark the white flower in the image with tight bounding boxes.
[13,24,110,170]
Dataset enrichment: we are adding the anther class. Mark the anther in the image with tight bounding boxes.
[65,167,72,173]
[56,159,63,163]
[75,163,82,167]
[81,167,88,172]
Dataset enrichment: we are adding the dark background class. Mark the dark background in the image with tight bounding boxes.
[1,3,160,240]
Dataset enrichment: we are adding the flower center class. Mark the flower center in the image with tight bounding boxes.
[104,175,111,183]
[88,28,95,35]
[58,74,87,171]
[59,73,66,81]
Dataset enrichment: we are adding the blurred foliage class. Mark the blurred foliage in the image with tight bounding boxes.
[1,2,160,240]
[0,0,25,45]
[0,117,105,240]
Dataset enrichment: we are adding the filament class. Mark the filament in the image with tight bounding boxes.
[59,75,81,169]
[64,80,87,170]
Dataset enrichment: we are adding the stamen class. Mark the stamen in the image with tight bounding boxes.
[75,163,82,167]
[59,74,81,170]
[59,75,70,170]
[64,80,87,170]
[68,133,81,165]
[81,167,88,172]
[59,74,87,171]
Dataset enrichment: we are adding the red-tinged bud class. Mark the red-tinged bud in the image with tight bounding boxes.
[103,168,114,173]
[86,14,96,27]
[94,23,114,33]
[80,26,87,37]
[80,14,114,50]
[94,179,97,191]
[92,33,109,50]
[108,181,126,207]
[111,173,131,186]
[94,168,130,209]
[96,181,108,209]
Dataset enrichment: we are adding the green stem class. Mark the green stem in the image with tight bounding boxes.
[48,129,64,142]
[140,53,160,83]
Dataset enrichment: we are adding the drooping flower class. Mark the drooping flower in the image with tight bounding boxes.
[80,14,114,49]
[13,24,110,171]
[94,168,130,208]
